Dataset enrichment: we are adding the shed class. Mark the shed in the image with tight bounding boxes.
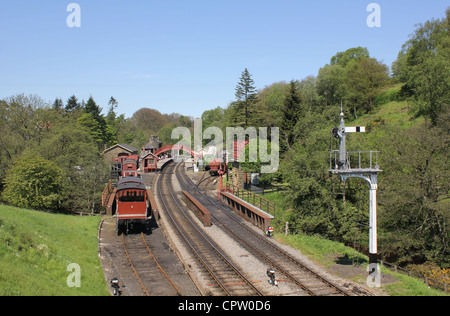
[102,144,138,162]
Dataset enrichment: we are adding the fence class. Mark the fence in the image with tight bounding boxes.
[225,183,277,217]
[379,260,448,293]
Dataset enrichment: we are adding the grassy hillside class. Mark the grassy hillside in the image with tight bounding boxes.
[344,85,422,143]
[0,205,108,296]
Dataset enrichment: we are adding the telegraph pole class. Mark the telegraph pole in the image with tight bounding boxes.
[329,107,382,280]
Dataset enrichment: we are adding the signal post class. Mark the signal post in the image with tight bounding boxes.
[329,108,382,282]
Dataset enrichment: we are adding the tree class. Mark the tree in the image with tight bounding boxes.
[280,80,303,151]
[0,93,119,214]
[0,94,47,172]
[318,47,390,117]
[331,47,370,67]
[52,98,64,110]
[316,64,345,107]
[234,68,258,127]
[280,120,340,238]
[107,96,118,123]
[80,96,118,148]
[299,76,320,112]
[202,107,225,130]
[36,116,109,213]
[131,108,167,135]
[77,113,105,146]
[84,96,102,119]
[1,151,64,210]
[65,95,81,113]
[239,140,279,176]
[343,58,390,116]
[380,122,449,265]
[392,10,450,124]
[157,125,175,146]
[201,107,225,146]
[254,81,289,127]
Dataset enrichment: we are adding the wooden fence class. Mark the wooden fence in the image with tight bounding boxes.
[225,183,277,217]
[380,260,448,293]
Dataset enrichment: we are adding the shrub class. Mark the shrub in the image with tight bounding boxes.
[2,152,64,210]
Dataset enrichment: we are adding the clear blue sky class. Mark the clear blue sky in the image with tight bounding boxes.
[0,0,448,118]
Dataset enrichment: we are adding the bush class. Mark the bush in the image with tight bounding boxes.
[1,152,64,210]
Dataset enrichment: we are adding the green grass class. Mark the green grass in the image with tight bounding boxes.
[0,204,108,296]
[275,233,448,296]
[276,233,367,268]
[261,191,286,206]
[347,85,425,133]
[383,272,447,296]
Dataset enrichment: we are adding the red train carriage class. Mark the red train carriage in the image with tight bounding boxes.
[206,158,221,175]
[121,155,139,177]
[115,176,151,235]
[142,152,159,173]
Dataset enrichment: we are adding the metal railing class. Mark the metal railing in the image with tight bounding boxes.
[330,151,380,171]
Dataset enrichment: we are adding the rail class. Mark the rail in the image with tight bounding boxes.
[158,162,263,296]
[177,163,356,296]
[121,232,182,296]
[330,150,381,171]
[121,234,150,296]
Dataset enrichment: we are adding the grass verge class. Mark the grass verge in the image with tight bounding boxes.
[275,233,448,296]
[0,204,108,296]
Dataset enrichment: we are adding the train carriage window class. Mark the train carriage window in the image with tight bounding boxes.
[118,190,145,202]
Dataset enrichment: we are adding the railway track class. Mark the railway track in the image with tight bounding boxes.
[156,161,263,296]
[175,163,372,296]
[121,232,182,296]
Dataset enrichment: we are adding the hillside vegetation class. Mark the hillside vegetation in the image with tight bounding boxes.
[220,10,449,272]
[269,87,448,267]
[0,205,108,296]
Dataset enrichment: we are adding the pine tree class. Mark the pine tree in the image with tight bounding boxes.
[281,80,303,150]
[52,98,64,110]
[107,96,118,123]
[80,96,118,148]
[65,95,81,112]
[234,68,258,127]
[84,96,102,119]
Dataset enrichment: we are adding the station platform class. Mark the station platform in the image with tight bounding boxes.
[219,190,274,233]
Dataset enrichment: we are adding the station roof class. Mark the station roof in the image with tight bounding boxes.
[103,144,138,155]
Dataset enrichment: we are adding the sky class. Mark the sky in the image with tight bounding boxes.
[0,0,448,119]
